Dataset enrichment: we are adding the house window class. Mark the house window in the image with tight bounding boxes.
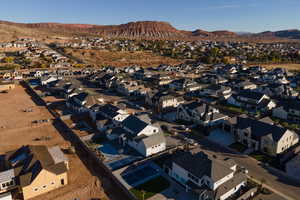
[51,182,55,185]
[43,185,47,189]
[61,179,65,185]
[34,188,38,191]
[2,183,6,188]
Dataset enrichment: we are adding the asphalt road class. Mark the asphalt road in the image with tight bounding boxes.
[194,138,300,200]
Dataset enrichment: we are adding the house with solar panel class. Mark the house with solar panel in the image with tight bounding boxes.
[0,145,69,200]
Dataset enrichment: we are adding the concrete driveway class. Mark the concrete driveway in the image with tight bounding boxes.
[207,129,235,146]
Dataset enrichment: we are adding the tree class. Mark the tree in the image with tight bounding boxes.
[73,63,85,68]
[3,57,14,63]
[211,47,220,58]
[141,190,146,200]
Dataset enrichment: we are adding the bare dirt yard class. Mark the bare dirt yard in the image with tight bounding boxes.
[0,85,109,200]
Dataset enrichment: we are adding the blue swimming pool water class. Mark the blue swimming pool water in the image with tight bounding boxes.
[98,143,119,155]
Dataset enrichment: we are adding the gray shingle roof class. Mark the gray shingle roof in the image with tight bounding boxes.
[121,115,148,135]
[237,117,289,142]
[173,151,233,182]
[134,134,165,148]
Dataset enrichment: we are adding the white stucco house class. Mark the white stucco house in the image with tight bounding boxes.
[104,115,166,157]
[165,151,247,200]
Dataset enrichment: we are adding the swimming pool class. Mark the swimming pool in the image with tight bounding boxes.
[122,165,159,186]
[98,143,119,155]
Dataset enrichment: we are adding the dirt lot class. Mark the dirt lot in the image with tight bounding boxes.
[261,63,300,71]
[0,85,109,200]
[0,85,59,152]
[65,48,182,67]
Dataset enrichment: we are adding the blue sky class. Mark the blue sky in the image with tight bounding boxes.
[0,0,299,33]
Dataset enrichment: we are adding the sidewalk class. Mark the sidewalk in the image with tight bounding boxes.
[247,176,295,200]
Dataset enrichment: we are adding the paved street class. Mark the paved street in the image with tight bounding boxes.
[195,138,300,200]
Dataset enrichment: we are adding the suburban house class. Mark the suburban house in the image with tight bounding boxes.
[90,103,129,123]
[232,116,299,156]
[177,101,228,127]
[91,104,129,132]
[104,115,166,157]
[0,82,15,93]
[40,76,58,86]
[255,83,298,99]
[164,151,247,200]
[145,90,184,112]
[115,78,149,97]
[234,80,257,91]
[169,78,201,92]
[227,90,276,112]
[200,85,232,99]
[272,100,300,123]
[151,74,172,86]
[0,145,68,200]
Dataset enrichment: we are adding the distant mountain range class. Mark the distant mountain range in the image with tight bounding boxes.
[0,20,300,41]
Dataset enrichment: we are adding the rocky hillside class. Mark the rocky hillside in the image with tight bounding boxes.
[257,29,300,40]
[0,20,299,41]
[0,20,238,40]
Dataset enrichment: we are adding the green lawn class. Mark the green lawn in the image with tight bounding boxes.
[250,152,282,169]
[130,176,170,200]
[229,142,247,153]
[219,104,247,114]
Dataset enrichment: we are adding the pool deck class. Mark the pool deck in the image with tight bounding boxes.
[97,142,143,171]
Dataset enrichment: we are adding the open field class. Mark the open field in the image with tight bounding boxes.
[65,48,183,67]
[0,47,27,52]
[0,85,109,200]
[0,85,60,153]
[260,63,300,70]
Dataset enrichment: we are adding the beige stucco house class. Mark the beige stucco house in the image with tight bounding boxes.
[0,145,69,200]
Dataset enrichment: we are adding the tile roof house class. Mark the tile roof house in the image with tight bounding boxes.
[165,151,247,200]
[0,145,68,200]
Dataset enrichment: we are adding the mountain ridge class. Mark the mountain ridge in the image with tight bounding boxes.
[0,20,300,41]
